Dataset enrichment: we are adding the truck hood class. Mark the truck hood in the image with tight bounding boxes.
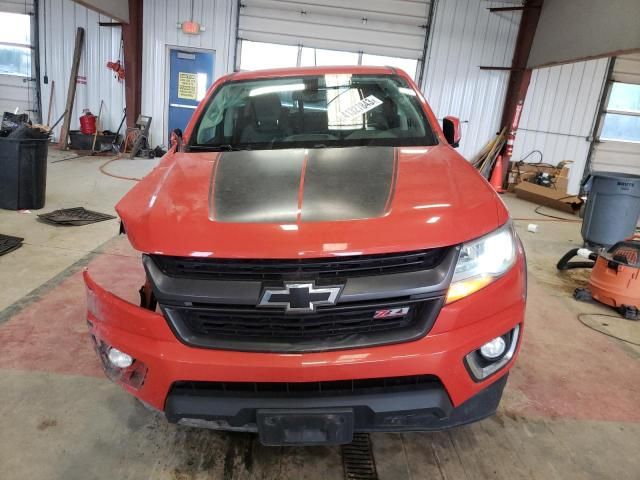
[116,145,508,258]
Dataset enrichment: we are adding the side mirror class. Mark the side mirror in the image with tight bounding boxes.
[170,128,183,150]
[442,116,461,148]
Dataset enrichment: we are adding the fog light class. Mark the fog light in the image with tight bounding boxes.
[465,325,520,381]
[479,336,506,360]
[108,347,133,368]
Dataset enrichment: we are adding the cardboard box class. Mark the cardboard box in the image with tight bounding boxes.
[511,161,581,214]
[554,165,570,192]
[512,164,557,184]
[514,179,582,214]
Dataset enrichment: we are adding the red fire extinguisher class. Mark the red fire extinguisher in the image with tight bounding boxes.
[106,60,126,81]
[80,109,96,135]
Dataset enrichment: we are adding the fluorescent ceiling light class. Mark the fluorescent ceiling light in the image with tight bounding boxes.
[398,87,417,96]
[414,203,451,209]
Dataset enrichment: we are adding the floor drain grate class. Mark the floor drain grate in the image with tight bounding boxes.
[38,207,116,226]
[342,433,378,480]
[0,234,24,256]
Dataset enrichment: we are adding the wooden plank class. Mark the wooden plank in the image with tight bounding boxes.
[58,27,84,150]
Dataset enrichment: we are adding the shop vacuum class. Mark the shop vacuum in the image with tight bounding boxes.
[557,172,640,320]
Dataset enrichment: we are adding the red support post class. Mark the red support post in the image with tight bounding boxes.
[499,0,543,186]
[122,0,143,129]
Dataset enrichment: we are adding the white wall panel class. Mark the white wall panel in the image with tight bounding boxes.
[0,77,35,116]
[0,1,36,118]
[420,0,521,160]
[592,141,640,176]
[142,0,237,146]
[38,0,125,140]
[591,53,640,176]
[612,53,640,84]
[0,0,32,14]
[512,58,609,194]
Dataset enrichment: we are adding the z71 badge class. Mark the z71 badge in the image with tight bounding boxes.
[373,307,410,319]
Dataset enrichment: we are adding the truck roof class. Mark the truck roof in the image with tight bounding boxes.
[229,65,400,81]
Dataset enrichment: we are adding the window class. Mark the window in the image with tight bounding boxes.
[362,54,418,79]
[0,12,31,76]
[600,82,640,143]
[302,48,359,67]
[239,40,420,81]
[239,41,298,71]
[190,74,437,150]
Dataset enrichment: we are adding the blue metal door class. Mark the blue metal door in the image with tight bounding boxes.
[168,49,215,141]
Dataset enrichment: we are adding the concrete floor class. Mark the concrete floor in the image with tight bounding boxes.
[0,148,639,479]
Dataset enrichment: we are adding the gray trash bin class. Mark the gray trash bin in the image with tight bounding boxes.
[0,137,48,210]
[581,171,640,247]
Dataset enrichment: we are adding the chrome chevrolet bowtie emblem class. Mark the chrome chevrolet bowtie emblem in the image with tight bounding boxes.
[258,282,343,313]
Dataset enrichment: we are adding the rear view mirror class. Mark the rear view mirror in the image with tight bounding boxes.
[170,128,183,150]
[442,116,461,148]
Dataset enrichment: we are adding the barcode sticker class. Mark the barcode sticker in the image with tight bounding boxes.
[339,95,383,120]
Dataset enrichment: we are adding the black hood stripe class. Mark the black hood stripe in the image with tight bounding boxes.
[301,146,396,221]
[211,149,304,223]
[211,147,397,223]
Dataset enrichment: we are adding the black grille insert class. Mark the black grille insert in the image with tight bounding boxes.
[163,296,443,353]
[151,248,449,281]
[170,374,441,397]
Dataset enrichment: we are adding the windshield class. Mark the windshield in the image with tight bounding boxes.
[189,74,438,151]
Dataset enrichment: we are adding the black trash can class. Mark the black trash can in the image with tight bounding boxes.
[0,137,48,210]
[582,171,640,247]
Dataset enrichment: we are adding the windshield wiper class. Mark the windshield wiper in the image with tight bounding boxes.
[188,144,248,152]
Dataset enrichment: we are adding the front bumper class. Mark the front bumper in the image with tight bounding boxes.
[83,252,525,428]
[165,374,508,440]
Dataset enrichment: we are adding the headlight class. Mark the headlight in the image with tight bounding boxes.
[446,223,517,304]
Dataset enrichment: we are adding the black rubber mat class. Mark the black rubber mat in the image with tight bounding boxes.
[342,433,378,480]
[0,234,24,256]
[38,207,116,226]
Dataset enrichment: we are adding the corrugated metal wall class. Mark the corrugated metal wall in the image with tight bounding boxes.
[38,0,125,140]
[141,0,237,146]
[512,58,609,194]
[420,0,521,159]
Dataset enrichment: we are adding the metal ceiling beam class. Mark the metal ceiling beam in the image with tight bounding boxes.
[73,0,130,24]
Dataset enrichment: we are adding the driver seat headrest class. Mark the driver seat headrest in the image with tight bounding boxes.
[246,93,282,130]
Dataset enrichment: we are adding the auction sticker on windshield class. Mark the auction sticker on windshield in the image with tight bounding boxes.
[339,95,383,120]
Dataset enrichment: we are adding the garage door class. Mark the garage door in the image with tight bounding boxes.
[0,0,38,121]
[238,0,430,61]
[591,53,640,175]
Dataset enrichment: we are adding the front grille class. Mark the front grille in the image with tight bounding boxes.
[147,247,455,353]
[170,374,442,397]
[150,247,449,281]
[163,296,443,353]
[182,299,421,338]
